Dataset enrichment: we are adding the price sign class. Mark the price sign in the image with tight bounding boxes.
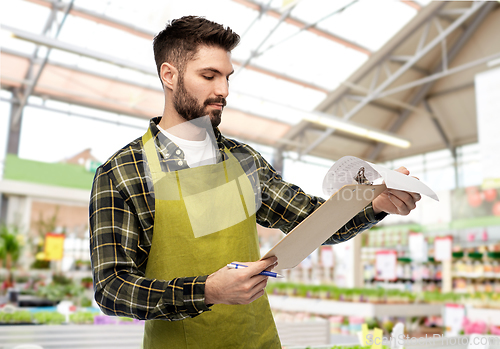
[444,303,465,337]
[44,233,65,261]
[320,246,334,268]
[409,232,427,262]
[375,250,397,281]
[434,236,452,262]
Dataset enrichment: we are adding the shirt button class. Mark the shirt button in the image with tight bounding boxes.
[178,160,183,166]
[176,150,181,155]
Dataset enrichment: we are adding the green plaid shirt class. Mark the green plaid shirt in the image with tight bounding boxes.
[89,117,384,321]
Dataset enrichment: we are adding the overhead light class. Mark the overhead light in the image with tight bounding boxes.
[304,113,411,148]
[0,28,14,41]
[487,57,500,68]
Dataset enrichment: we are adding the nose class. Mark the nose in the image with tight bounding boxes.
[215,78,229,98]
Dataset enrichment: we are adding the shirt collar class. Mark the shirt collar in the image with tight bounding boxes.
[148,117,226,159]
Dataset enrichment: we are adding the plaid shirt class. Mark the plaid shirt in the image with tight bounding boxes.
[89,117,384,321]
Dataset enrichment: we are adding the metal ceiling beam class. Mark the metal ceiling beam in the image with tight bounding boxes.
[232,59,328,93]
[231,0,372,56]
[11,1,75,120]
[22,0,329,94]
[335,1,484,126]
[377,51,500,99]
[389,56,430,75]
[422,99,451,149]
[235,5,294,75]
[1,47,162,92]
[427,81,474,99]
[23,0,154,39]
[367,1,496,161]
[303,1,485,157]
[6,0,61,156]
[1,24,158,75]
[315,2,447,113]
[344,94,400,114]
[1,47,327,128]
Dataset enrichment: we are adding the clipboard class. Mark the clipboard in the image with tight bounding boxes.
[261,183,387,269]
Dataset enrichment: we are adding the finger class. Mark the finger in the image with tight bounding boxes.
[392,190,420,205]
[248,288,266,304]
[410,192,421,202]
[264,262,278,272]
[395,166,410,175]
[389,193,411,215]
[250,257,277,274]
[253,276,268,290]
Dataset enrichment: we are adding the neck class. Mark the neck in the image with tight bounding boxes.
[159,105,207,141]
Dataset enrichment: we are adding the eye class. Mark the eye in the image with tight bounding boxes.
[203,76,214,80]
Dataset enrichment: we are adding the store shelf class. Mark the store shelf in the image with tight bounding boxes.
[1,324,144,349]
[276,319,330,347]
[268,295,442,317]
[466,307,500,326]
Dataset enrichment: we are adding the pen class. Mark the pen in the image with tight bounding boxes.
[227,263,284,278]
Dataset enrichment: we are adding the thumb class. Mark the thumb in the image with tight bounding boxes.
[251,257,278,272]
[395,166,410,175]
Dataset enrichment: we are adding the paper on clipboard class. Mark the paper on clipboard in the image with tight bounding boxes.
[261,156,439,270]
[322,156,439,201]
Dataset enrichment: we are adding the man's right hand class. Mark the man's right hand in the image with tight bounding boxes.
[204,257,278,305]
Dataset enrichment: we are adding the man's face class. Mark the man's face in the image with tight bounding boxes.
[172,45,234,128]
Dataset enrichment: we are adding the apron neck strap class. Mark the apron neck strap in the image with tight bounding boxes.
[142,128,162,173]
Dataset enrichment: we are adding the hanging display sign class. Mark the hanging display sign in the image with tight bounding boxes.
[444,303,465,337]
[409,232,427,262]
[320,246,334,268]
[375,250,397,281]
[434,236,452,262]
[475,67,500,189]
[44,233,65,261]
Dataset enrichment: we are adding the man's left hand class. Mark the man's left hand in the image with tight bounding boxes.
[372,166,422,216]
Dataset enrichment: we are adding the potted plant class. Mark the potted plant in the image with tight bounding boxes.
[0,224,22,289]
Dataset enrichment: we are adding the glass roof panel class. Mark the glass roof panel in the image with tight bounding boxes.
[315,0,418,51]
[1,0,435,164]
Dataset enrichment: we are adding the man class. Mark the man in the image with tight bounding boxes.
[89,16,421,348]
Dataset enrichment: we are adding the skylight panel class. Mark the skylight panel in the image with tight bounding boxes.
[291,0,360,25]
[250,29,368,91]
[315,0,417,52]
[3,0,52,34]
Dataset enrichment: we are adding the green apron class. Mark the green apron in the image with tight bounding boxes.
[141,129,280,349]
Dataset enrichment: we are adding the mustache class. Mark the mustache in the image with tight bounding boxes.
[204,98,226,107]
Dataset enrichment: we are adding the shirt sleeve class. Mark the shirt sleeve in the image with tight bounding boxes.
[254,154,386,243]
[89,166,211,321]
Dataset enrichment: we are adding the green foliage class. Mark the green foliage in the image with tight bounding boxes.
[0,224,22,262]
[0,310,33,323]
[70,311,96,324]
[33,311,66,325]
[36,278,85,303]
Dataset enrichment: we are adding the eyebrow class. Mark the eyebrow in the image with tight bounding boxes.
[198,68,234,77]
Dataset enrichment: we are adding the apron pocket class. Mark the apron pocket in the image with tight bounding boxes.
[183,180,247,238]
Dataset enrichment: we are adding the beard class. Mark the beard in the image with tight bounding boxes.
[173,73,226,128]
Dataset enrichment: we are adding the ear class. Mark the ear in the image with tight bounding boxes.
[160,63,178,91]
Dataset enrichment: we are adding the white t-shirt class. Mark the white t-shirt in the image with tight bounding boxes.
[158,126,218,168]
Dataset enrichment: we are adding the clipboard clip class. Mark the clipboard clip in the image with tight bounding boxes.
[353,167,373,185]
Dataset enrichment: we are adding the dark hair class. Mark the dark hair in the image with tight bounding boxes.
[153,16,240,82]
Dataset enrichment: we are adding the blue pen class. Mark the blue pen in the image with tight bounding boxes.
[227,262,284,278]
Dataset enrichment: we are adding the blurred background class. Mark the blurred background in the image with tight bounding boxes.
[1,0,500,348]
